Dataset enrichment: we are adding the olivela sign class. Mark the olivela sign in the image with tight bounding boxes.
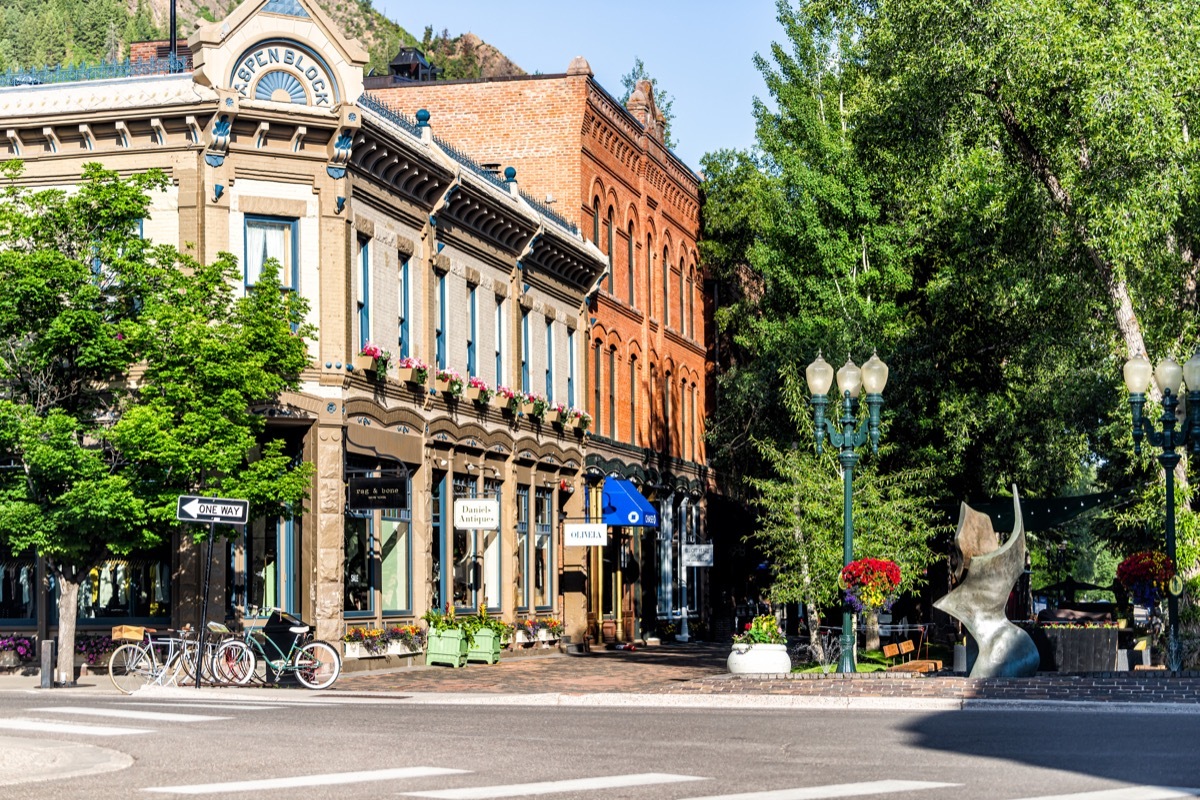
[564,523,608,547]
[453,498,500,530]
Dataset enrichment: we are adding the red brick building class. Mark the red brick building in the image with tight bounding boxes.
[366,56,709,643]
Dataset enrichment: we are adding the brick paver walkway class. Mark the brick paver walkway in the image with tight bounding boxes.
[333,642,1200,705]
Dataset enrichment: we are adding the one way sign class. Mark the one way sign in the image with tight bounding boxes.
[176,495,249,525]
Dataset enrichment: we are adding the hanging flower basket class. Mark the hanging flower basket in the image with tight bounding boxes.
[1117,550,1176,608]
[840,558,901,613]
[396,357,429,386]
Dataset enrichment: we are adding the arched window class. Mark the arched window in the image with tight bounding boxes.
[627,222,635,307]
[662,247,670,328]
[678,257,685,333]
[687,266,695,339]
[607,347,616,439]
[593,338,602,434]
[629,356,638,446]
[646,235,654,318]
[606,207,614,294]
[592,197,600,244]
[650,363,658,448]
[664,370,673,452]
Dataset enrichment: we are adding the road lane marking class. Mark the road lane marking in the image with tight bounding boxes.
[680,780,960,800]
[0,718,151,736]
[404,772,707,799]
[143,767,469,794]
[117,701,276,711]
[1012,788,1200,800]
[33,706,229,722]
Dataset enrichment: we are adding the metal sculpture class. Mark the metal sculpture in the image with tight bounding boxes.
[934,486,1039,678]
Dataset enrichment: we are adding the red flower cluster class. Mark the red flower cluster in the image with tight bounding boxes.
[840,558,902,613]
[1116,550,1175,607]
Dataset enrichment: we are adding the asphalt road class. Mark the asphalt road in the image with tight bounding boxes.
[0,688,1198,799]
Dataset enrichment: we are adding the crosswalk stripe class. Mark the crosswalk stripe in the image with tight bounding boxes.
[404,772,707,799]
[679,780,960,800]
[0,718,152,736]
[143,767,469,795]
[33,706,229,723]
[118,701,276,711]
[1011,788,1200,800]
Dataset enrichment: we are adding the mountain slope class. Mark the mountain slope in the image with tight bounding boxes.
[0,0,523,79]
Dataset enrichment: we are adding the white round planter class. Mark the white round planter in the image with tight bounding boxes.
[727,643,792,675]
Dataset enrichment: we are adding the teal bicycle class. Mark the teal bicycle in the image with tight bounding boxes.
[216,607,341,690]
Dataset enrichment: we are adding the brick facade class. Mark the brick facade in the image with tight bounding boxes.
[367,59,710,642]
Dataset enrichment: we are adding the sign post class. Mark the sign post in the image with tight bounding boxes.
[176,496,249,689]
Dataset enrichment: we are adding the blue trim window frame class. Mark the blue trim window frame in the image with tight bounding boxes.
[344,508,374,617]
[544,319,554,402]
[520,310,531,394]
[381,490,414,615]
[397,255,410,359]
[244,215,298,290]
[481,479,503,612]
[451,475,479,612]
[494,296,505,387]
[567,329,576,408]
[515,485,530,611]
[533,487,554,610]
[467,284,477,378]
[436,272,447,370]
[431,473,446,610]
[357,236,371,351]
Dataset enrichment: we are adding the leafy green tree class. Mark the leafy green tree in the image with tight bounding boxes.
[747,371,941,659]
[0,162,313,684]
[620,57,677,149]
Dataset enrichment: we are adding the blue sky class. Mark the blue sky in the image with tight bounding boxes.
[373,1,784,171]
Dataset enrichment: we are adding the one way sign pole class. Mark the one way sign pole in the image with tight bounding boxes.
[176,495,248,691]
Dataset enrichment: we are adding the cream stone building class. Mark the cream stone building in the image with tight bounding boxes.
[0,0,605,654]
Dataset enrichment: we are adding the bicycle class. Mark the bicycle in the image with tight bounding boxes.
[108,626,190,695]
[216,607,341,690]
[176,622,256,687]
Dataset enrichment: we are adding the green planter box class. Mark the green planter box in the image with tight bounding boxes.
[426,629,468,668]
[467,628,502,664]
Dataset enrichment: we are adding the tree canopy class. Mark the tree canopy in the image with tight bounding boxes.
[701,0,1199,618]
[0,161,314,682]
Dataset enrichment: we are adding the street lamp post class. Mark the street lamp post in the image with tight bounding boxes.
[1122,350,1200,672]
[806,350,889,673]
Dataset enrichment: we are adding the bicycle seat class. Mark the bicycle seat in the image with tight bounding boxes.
[289,625,309,634]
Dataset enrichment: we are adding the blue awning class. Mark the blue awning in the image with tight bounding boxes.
[601,477,659,527]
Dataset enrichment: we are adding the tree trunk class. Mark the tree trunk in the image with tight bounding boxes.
[53,565,81,686]
[864,609,880,652]
[804,601,824,664]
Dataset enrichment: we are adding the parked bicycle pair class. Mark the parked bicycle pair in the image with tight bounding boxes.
[107,606,341,694]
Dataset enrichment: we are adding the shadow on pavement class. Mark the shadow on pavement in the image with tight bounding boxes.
[900,710,1200,786]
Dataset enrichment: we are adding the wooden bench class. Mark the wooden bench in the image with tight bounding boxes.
[888,659,943,673]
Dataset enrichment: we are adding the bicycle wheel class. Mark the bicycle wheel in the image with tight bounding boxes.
[109,644,153,695]
[215,640,255,685]
[293,641,341,690]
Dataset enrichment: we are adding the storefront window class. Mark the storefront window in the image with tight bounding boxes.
[431,472,445,610]
[76,553,171,621]
[482,478,502,611]
[0,557,36,622]
[344,512,373,614]
[381,504,412,614]
[533,487,554,609]
[516,485,529,610]
[452,476,478,610]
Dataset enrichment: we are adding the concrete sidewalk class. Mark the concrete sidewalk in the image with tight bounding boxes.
[3,643,1200,713]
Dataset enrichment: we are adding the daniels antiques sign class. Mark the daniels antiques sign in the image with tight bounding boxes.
[453,498,501,530]
[347,477,407,510]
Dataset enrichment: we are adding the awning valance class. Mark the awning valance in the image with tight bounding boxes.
[601,477,658,527]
